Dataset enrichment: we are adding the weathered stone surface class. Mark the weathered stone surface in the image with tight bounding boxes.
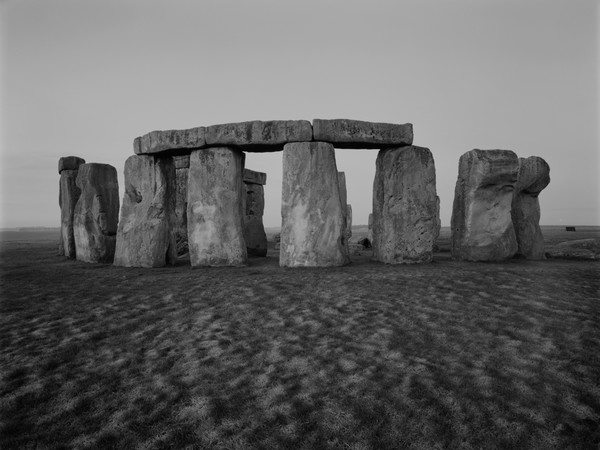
[345,204,353,241]
[58,156,85,174]
[58,168,82,258]
[546,239,600,260]
[511,156,550,259]
[205,120,313,151]
[368,213,373,241]
[313,119,413,149]
[114,155,177,267]
[187,147,247,266]
[243,168,267,185]
[243,182,268,257]
[372,146,438,264]
[134,127,206,155]
[73,163,119,263]
[174,166,189,250]
[451,149,519,261]
[280,141,349,267]
[338,172,349,255]
[173,155,190,169]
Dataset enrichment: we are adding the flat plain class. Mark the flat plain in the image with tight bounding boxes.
[1,227,599,449]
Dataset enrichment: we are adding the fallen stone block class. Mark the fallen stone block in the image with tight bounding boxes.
[372,146,438,264]
[312,119,413,149]
[73,163,120,263]
[511,156,550,259]
[187,147,247,266]
[134,127,206,155]
[451,149,519,261]
[546,239,600,260]
[280,141,350,267]
[114,155,177,268]
[205,120,313,151]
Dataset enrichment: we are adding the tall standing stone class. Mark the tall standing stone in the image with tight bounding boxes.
[114,155,177,267]
[58,156,85,258]
[187,147,247,266]
[372,146,438,264]
[451,149,519,261]
[73,163,119,263]
[338,172,350,255]
[173,155,190,254]
[280,142,349,267]
[243,169,268,257]
[511,156,550,259]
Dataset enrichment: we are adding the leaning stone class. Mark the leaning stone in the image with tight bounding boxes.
[73,163,120,263]
[135,127,206,155]
[187,147,247,266]
[205,120,313,151]
[58,156,85,174]
[511,157,550,259]
[372,146,438,264]
[243,182,268,257]
[546,239,600,260]
[58,166,83,258]
[243,168,267,185]
[312,119,413,149]
[114,155,177,268]
[280,141,350,267]
[451,149,519,261]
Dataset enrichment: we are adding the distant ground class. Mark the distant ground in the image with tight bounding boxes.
[0,225,598,449]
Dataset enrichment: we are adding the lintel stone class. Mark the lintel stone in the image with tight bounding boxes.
[58,156,86,174]
[313,119,413,149]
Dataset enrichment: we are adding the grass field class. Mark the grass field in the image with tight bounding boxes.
[1,227,599,449]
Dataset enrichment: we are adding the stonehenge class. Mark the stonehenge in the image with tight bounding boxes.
[58,118,552,268]
[372,146,438,264]
[73,163,120,263]
[451,150,519,261]
[58,156,85,258]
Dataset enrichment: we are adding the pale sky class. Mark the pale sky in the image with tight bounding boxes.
[1,0,598,228]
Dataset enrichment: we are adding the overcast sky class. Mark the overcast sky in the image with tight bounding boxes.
[1,0,598,228]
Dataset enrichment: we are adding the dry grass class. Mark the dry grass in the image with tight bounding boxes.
[1,228,599,449]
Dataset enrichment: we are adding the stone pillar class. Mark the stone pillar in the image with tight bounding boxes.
[243,169,268,257]
[451,149,519,261]
[511,156,550,259]
[367,213,373,242]
[58,156,85,258]
[73,163,119,263]
[114,155,177,267]
[280,141,349,267]
[345,204,353,243]
[173,155,190,255]
[187,147,247,266]
[372,146,438,264]
[338,172,351,255]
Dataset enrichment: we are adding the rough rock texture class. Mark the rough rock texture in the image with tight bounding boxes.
[134,127,205,155]
[243,182,268,257]
[58,156,86,174]
[313,119,413,149]
[58,166,84,258]
[243,168,267,185]
[372,146,438,264]
[173,155,190,169]
[511,156,550,259]
[546,239,600,260]
[205,120,313,151]
[73,163,119,263]
[345,204,353,241]
[338,172,350,255]
[174,165,189,252]
[368,213,373,241]
[280,142,350,267]
[114,155,177,267]
[187,147,247,266]
[451,149,519,261]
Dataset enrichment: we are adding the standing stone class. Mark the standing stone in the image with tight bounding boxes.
[451,149,519,261]
[372,146,438,264]
[243,169,268,257]
[511,156,550,259]
[187,147,247,266]
[58,156,85,257]
[346,204,353,242]
[173,155,190,255]
[368,213,373,241]
[114,155,177,268]
[73,163,119,263]
[280,141,349,267]
[338,172,350,255]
